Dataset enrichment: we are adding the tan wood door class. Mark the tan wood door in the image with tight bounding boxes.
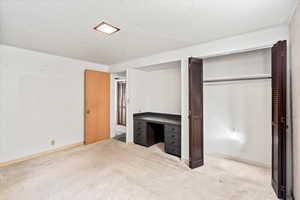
[85,70,110,144]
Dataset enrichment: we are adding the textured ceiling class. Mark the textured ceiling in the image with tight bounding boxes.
[0,0,296,65]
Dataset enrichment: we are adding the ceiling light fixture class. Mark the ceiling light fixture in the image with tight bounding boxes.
[94,22,120,35]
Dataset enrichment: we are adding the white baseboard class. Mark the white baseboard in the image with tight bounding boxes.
[0,142,83,167]
[207,152,271,169]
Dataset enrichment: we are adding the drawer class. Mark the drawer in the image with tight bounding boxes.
[134,129,146,138]
[134,125,146,133]
[165,130,180,142]
[165,145,181,157]
[165,125,180,134]
[165,135,181,146]
[134,131,147,146]
[134,120,146,130]
[134,138,147,146]
[134,119,148,146]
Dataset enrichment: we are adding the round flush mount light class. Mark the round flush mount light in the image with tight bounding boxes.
[94,21,120,35]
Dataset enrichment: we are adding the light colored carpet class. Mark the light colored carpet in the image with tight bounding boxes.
[0,139,277,200]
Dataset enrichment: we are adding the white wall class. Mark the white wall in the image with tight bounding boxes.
[126,66,181,143]
[127,66,181,114]
[142,67,181,114]
[0,45,109,162]
[203,49,272,166]
[290,1,300,199]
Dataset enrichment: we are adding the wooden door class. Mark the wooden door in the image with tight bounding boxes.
[271,41,287,199]
[188,57,204,169]
[85,70,110,144]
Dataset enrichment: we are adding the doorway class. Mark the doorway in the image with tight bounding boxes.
[110,72,127,143]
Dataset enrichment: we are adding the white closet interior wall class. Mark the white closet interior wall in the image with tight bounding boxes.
[126,63,181,143]
[203,49,272,167]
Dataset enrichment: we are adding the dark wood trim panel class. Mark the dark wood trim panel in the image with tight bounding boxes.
[133,112,181,119]
[271,40,287,199]
[188,57,204,169]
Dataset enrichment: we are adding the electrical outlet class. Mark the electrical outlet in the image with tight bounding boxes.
[50,140,55,146]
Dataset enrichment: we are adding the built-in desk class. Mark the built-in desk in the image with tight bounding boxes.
[133,113,181,157]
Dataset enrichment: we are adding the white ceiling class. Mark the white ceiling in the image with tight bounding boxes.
[0,0,296,65]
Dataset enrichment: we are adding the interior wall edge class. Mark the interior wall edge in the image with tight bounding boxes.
[289,1,300,199]
[287,0,300,24]
[0,44,111,70]
[110,25,288,72]
[180,58,189,161]
[0,44,110,71]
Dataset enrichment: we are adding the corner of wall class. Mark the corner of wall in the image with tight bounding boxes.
[288,0,300,25]
[180,58,189,160]
[288,2,300,199]
[0,47,6,162]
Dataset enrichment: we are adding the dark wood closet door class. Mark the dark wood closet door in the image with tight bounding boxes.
[188,57,204,169]
[271,40,287,199]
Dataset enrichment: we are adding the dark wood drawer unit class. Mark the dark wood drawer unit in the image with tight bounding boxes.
[165,125,180,133]
[165,132,180,146]
[133,113,181,157]
[134,120,146,129]
[134,120,147,146]
[165,145,181,157]
[134,131,147,146]
[164,125,181,157]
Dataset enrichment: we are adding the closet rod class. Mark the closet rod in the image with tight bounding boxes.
[203,76,272,83]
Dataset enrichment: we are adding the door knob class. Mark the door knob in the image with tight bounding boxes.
[86,110,91,114]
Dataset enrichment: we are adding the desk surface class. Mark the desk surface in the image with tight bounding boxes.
[134,113,181,125]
